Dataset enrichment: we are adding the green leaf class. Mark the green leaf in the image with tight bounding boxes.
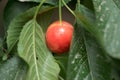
[55,53,69,79]
[0,39,4,60]
[66,24,89,80]
[66,5,112,80]
[0,56,28,80]
[111,68,120,80]
[7,6,55,53]
[113,0,120,9]
[81,0,94,10]
[18,19,60,80]
[84,31,112,80]
[92,0,120,59]
[4,0,37,30]
[66,23,112,80]
[74,6,99,39]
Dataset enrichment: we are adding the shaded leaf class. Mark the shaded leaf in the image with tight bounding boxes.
[81,0,94,10]
[92,0,120,59]
[18,20,60,80]
[113,0,120,9]
[0,39,4,57]
[67,23,112,80]
[111,68,120,80]
[55,53,69,79]
[0,56,28,80]
[66,5,112,80]
[4,0,37,29]
[66,24,89,80]
[74,8,99,39]
[75,0,120,59]
[84,31,112,80]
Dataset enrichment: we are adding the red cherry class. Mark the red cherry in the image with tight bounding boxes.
[46,21,73,54]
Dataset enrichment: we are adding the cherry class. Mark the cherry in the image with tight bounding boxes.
[46,21,73,54]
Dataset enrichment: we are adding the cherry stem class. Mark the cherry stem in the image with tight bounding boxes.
[61,0,77,18]
[34,0,46,20]
[59,0,62,26]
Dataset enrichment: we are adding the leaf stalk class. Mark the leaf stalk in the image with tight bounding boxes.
[34,0,46,20]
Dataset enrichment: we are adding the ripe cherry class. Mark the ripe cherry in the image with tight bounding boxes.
[46,21,73,54]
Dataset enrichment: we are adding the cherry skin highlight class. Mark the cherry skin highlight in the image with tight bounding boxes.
[46,21,73,54]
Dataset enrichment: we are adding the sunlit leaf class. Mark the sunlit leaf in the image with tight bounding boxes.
[18,19,60,80]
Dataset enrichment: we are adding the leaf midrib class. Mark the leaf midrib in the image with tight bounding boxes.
[32,20,40,80]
